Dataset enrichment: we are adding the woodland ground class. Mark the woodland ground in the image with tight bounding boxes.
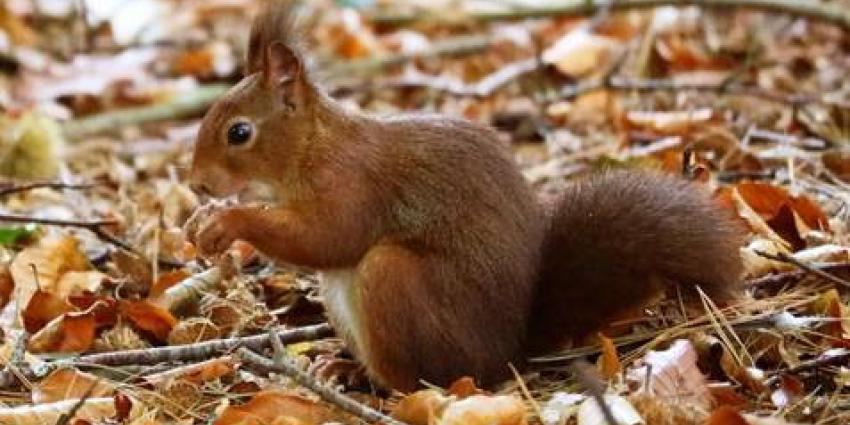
[0,0,849,424]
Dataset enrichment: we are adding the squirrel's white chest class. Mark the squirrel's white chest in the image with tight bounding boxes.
[319,269,363,353]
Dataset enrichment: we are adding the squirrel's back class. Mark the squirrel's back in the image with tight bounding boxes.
[528,170,745,353]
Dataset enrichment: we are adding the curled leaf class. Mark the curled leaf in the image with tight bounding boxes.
[33,368,116,404]
[119,300,177,341]
[213,390,340,425]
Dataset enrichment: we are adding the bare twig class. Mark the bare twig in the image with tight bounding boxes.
[0,323,333,388]
[0,213,136,253]
[54,378,101,425]
[765,348,850,386]
[370,0,850,30]
[373,58,537,97]
[238,347,407,425]
[558,76,847,108]
[0,182,93,197]
[754,250,850,289]
[155,267,222,312]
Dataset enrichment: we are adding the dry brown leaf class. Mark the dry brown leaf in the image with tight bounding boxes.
[0,397,140,424]
[213,390,339,425]
[719,348,766,394]
[22,289,73,333]
[393,389,526,425]
[172,47,215,77]
[10,235,90,311]
[735,182,830,238]
[55,270,107,299]
[33,368,116,404]
[149,269,190,299]
[655,34,733,71]
[446,376,485,398]
[705,406,748,425]
[119,299,178,341]
[722,187,789,249]
[0,263,13,310]
[0,3,36,44]
[143,355,237,387]
[597,333,621,379]
[392,389,450,425]
[68,294,119,328]
[28,309,97,353]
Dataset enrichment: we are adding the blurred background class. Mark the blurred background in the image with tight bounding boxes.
[0,2,848,423]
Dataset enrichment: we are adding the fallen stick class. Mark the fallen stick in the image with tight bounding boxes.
[0,181,93,197]
[557,76,847,108]
[370,58,537,97]
[754,250,850,289]
[370,0,850,30]
[239,347,407,425]
[61,84,230,139]
[0,213,135,253]
[0,323,333,388]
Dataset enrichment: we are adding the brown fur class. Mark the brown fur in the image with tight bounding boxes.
[188,3,744,392]
[527,171,745,353]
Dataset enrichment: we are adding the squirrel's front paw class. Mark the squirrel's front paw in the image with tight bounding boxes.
[194,209,242,258]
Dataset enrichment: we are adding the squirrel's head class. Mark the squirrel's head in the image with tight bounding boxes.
[190,1,314,198]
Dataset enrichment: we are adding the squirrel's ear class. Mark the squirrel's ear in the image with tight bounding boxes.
[264,41,301,87]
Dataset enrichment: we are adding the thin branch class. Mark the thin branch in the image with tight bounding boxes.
[0,323,333,389]
[765,348,850,386]
[0,182,93,197]
[557,76,847,108]
[239,347,407,425]
[0,213,136,253]
[54,378,100,425]
[62,84,230,139]
[754,250,850,289]
[370,0,850,30]
[745,263,850,289]
[371,58,537,97]
[0,214,115,228]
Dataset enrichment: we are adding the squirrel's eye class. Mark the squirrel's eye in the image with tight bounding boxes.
[227,122,254,146]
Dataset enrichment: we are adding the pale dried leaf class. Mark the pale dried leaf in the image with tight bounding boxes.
[440,394,527,425]
[626,339,712,411]
[577,394,643,425]
[543,28,622,78]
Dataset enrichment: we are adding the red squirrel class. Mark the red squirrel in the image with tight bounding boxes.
[187,1,744,392]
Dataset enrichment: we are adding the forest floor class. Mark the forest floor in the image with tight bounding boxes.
[0,0,849,424]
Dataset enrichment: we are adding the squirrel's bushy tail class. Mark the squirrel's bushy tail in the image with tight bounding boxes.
[527,170,745,353]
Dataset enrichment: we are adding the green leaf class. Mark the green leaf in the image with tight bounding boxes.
[334,0,374,9]
[0,224,37,246]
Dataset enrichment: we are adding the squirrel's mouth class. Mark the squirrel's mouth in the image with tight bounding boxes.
[235,180,279,204]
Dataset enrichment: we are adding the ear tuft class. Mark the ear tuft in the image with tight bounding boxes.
[265,41,301,85]
[245,0,304,77]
